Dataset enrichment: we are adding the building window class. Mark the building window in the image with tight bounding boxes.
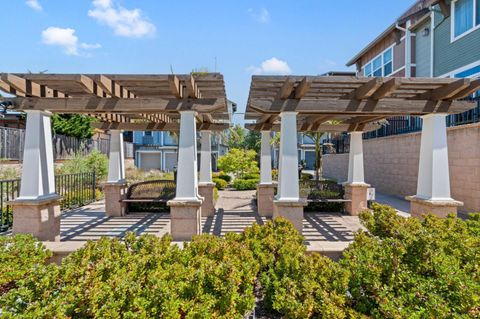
[363,47,393,77]
[452,0,480,39]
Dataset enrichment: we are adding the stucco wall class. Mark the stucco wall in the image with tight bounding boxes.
[323,123,480,212]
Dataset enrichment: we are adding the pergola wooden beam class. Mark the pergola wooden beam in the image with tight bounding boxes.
[278,77,295,99]
[420,78,471,100]
[371,78,402,99]
[6,96,227,113]
[168,75,182,98]
[92,122,229,131]
[246,123,381,133]
[0,74,65,98]
[451,79,480,99]
[294,77,312,99]
[185,75,200,98]
[248,97,473,115]
[355,77,383,99]
[95,75,133,98]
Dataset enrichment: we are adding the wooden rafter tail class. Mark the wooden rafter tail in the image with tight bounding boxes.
[168,75,182,98]
[278,77,295,99]
[371,78,402,100]
[95,75,132,98]
[185,75,200,99]
[0,73,64,98]
[451,79,480,99]
[294,76,313,99]
[419,78,471,101]
[91,122,230,131]
[354,77,383,100]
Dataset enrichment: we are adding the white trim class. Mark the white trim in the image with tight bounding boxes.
[437,59,480,78]
[451,0,480,43]
[430,10,435,77]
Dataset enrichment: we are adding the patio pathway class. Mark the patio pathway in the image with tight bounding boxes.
[59,190,363,244]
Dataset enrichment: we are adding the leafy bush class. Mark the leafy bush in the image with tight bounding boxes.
[125,168,174,184]
[0,235,51,294]
[213,187,219,202]
[214,173,231,183]
[1,233,258,318]
[301,172,313,180]
[0,167,19,180]
[341,203,480,318]
[218,148,259,179]
[58,150,108,181]
[240,172,260,180]
[213,177,228,190]
[232,178,259,190]
[271,169,278,181]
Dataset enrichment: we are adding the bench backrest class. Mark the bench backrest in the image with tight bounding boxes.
[300,180,344,200]
[126,180,176,201]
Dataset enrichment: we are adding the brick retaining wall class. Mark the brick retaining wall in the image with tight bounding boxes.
[323,122,480,212]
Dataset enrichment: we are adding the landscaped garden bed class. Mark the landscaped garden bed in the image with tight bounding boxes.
[1,204,479,318]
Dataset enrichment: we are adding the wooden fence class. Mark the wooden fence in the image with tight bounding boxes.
[0,127,133,161]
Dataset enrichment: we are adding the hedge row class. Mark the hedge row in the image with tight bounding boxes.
[1,204,479,318]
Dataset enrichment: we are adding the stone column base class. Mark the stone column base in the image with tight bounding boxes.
[344,183,370,216]
[11,195,62,241]
[198,183,215,217]
[257,183,276,217]
[167,198,203,241]
[104,182,128,217]
[405,196,463,218]
[273,198,307,234]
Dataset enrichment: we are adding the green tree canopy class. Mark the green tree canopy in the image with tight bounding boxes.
[51,114,95,139]
[218,148,259,178]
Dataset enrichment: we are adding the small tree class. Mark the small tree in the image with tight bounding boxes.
[218,148,258,179]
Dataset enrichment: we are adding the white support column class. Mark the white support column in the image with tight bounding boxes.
[168,111,203,240]
[257,130,275,217]
[416,114,451,200]
[174,111,199,200]
[273,112,305,233]
[199,131,212,184]
[260,131,272,184]
[17,110,56,200]
[276,112,300,201]
[107,130,125,183]
[347,132,365,185]
[12,110,61,241]
[407,114,462,218]
[344,131,369,216]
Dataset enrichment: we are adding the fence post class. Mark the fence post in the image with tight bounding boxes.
[92,172,96,202]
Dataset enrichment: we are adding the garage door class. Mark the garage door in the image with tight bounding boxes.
[139,153,161,171]
[164,152,177,172]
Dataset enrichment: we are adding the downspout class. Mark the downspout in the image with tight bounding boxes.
[405,20,412,77]
[430,8,435,77]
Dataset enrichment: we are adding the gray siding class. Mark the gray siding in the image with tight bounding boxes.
[434,10,480,76]
[415,20,431,77]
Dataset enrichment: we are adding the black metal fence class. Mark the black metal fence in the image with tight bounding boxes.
[0,172,97,232]
[0,127,134,161]
[364,99,480,140]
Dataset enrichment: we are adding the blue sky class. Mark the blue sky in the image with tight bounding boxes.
[1,0,415,124]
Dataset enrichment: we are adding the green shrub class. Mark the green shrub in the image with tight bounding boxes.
[301,172,313,180]
[0,235,51,293]
[240,172,260,180]
[213,187,219,202]
[213,177,228,190]
[233,178,259,190]
[217,174,231,183]
[59,150,108,181]
[272,169,278,181]
[341,203,480,318]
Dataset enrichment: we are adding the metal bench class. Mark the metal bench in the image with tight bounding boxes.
[122,180,176,213]
[300,180,351,212]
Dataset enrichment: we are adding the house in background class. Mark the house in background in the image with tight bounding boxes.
[346,0,480,138]
[133,100,235,171]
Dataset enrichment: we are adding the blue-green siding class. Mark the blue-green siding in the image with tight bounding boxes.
[415,19,431,77]
[434,7,480,76]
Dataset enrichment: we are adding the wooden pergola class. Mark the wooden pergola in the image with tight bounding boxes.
[0,73,230,242]
[245,75,480,132]
[246,75,479,232]
[0,73,230,131]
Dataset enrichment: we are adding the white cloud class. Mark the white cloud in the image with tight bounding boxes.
[26,0,42,11]
[248,8,270,24]
[88,0,156,38]
[247,57,292,75]
[41,27,101,56]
